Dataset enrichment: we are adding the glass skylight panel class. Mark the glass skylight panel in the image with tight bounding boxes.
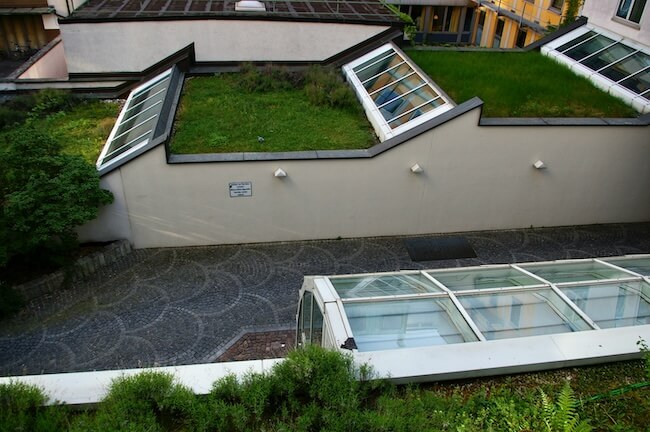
[428,268,541,291]
[620,69,650,97]
[559,281,650,328]
[343,298,479,351]
[556,31,597,52]
[331,274,442,299]
[343,44,452,141]
[581,43,637,71]
[542,25,650,112]
[600,52,650,82]
[457,289,591,340]
[520,261,634,283]
[98,68,173,168]
[602,257,650,276]
[563,34,616,62]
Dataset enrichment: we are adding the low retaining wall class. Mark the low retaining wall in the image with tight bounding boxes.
[15,239,132,302]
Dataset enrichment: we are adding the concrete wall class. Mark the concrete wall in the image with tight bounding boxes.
[582,0,650,45]
[77,169,132,243]
[80,107,650,249]
[59,20,390,74]
[19,38,67,79]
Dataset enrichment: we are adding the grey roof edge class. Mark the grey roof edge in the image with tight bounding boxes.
[525,16,588,52]
[167,98,484,165]
[479,116,650,126]
[6,36,63,80]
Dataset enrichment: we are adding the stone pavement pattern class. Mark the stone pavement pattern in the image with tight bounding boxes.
[1,223,650,376]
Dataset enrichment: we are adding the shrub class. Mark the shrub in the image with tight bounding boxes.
[236,62,302,93]
[304,66,358,110]
[31,89,77,117]
[0,126,113,267]
[71,371,196,431]
[0,381,67,432]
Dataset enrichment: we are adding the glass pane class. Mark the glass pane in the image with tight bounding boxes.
[560,281,650,328]
[629,0,647,22]
[601,52,650,82]
[620,69,650,94]
[331,274,442,299]
[616,0,633,18]
[387,99,442,128]
[557,31,597,53]
[580,43,637,71]
[603,257,650,276]
[429,268,542,291]
[521,261,634,283]
[354,51,399,82]
[458,289,591,340]
[363,62,411,92]
[312,302,324,347]
[343,298,478,351]
[376,81,438,121]
[564,35,616,62]
[302,292,312,344]
[101,68,173,167]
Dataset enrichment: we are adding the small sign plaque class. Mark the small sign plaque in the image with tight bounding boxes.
[229,181,252,197]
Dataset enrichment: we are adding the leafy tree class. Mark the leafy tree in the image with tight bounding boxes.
[0,126,113,267]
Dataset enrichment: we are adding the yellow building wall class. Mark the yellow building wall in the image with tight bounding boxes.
[476,0,567,48]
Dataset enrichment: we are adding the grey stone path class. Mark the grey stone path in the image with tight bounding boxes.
[1,223,650,376]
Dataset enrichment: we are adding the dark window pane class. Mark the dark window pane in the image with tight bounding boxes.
[620,69,650,95]
[564,34,615,61]
[601,52,650,82]
[557,31,597,52]
[581,43,637,71]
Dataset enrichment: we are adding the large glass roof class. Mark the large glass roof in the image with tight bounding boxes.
[97,68,174,170]
[542,25,650,113]
[343,43,454,141]
[319,255,650,352]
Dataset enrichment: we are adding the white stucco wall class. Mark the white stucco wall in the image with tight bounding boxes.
[59,20,390,73]
[582,0,650,45]
[19,39,68,79]
[76,169,132,243]
[80,107,650,249]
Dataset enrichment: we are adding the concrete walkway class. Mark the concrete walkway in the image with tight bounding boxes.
[1,223,649,376]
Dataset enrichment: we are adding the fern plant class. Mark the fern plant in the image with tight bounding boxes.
[540,383,592,432]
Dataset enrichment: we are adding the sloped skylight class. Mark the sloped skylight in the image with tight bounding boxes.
[97,68,173,170]
[542,24,650,113]
[343,43,454,141]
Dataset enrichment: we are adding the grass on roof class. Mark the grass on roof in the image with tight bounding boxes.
[170,75,377,154]
[0,100,119,165]
[406,50,638,118]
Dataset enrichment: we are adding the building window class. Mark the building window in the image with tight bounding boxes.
[550,0,564,10]
[616,0,647,23]
[516,28,528,48]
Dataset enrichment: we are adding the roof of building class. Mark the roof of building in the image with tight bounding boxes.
[63,0,400,24]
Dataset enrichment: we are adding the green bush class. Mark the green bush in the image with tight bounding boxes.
[304,66,359,111]
[236,63,302,93]
[70,371,196,431]
[0,126,113,267]
[0,381,68,432]
[31,89,77,117]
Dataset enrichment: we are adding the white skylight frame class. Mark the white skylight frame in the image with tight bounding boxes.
[298,255,650,382]
[541,24,650,113]
[97,68,174,171]
[343,43,454,142]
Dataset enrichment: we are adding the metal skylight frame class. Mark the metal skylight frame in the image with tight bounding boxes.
[342,43,454,142]
[541,24,650,113]
[97,68,174,171]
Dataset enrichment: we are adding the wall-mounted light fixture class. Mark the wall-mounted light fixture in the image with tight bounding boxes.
[410,163,423,174]
[533,160,546,170]
[274,168,287,178]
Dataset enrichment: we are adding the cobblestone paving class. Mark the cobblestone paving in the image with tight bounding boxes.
[1,223,650,376]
